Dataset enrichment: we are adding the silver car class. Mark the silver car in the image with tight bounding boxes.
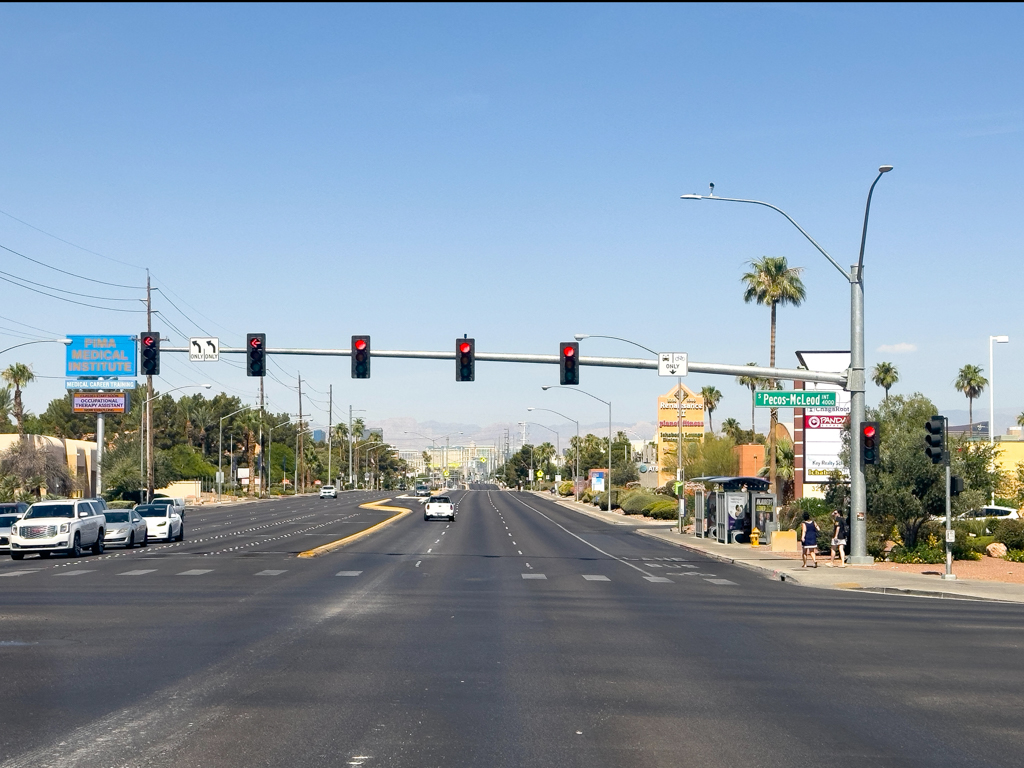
[102,509,149,548]
[0,507,29,551]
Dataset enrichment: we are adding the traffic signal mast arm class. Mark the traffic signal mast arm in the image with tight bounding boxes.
[158,345,847,386]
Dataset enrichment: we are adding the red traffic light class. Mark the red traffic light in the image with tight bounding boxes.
[460,342,471,354]
[142,334,156,347]
[250,336,263,348]
[355,339,367,351]
[563,346,575,357]
[862,425,877,438]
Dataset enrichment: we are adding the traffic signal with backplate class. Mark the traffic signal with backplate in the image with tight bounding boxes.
[560,342,579,385]
[246,334,266,377]
[352,336,370,378]
[951,475,963,496]
[861,421,880,466]
[456,338,475,382]
[140,332,160,376]
[924,415,946,464]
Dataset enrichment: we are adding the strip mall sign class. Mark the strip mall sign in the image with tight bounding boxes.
[805,414,848,429]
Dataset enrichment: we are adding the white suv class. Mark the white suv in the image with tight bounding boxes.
[10,500,106,560]
[319,485,337,499]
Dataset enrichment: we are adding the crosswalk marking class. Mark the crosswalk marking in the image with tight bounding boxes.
[521,573,547,580]
[643,576,672,583]
[118,569,157,576]
[176,569,213,576]
[255,570,287,576]
[582,575,610,581]
[0,570,40,577]
[705,578,738,585]
[336,571,363,577]
[55,570,95,577]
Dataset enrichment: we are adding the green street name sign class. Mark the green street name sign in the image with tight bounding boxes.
[755,391,837,408]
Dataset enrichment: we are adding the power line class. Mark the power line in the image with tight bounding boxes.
[0,242,144,289]
[0,266,139,301]
[0,273,146,312]
[0,207,146,271]
[0,312,59,337]
[151,279,238,341]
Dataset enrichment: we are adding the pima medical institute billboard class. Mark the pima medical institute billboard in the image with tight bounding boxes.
[65,336,136,377]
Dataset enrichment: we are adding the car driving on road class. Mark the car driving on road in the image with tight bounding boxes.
[415,485,431,497]
[9,499,106,559]
[424,495,455,521]
[136,503,183,541]
[149,496,187,521]
[319,485,337,499]
[102,509,149,548]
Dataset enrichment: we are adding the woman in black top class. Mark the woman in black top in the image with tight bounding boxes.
[800,511,820,568]
[828,510,848,567]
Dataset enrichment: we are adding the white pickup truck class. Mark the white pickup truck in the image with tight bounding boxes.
[9,499,106,559]
[423,495,455,522]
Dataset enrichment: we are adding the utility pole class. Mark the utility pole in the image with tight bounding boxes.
[327,384,333,486]
[259,377,264,497]
[677,377,685,532]
[145,269,154,504]
[297,374,304,494]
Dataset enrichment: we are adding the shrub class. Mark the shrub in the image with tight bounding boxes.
[619,492,662,515]
[581,489,597,504]
[645,500,679,520]
[993,519,1024,551]
[592,490,620,509]
[557,481,574,496]
[106,500,135,509]
[1005,549,1024,563]
[890,544,944,564]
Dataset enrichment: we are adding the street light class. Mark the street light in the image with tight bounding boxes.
[266,417,295,495]
[523,420,560,464]
[529,407,580,501]
[990,335,1010,503]
[682,165,892,564]
[573,334,658,357]
[138,384,211,502]
[543,385,613,512]
[0,338,72,356]
[219,405,253,501]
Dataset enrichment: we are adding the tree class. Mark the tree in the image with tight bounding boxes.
[2,362,35,435]
[1018,411,1024,438]
[954,364,987,430]
[871,362,899,403]
[736,363,765,437]
[0,438,73,498]
[741,255,806,501]
[701,386,722,433]
[0,386,12,431]
[721,418,742,443]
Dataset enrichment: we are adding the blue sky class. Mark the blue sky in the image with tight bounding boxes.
[1,4,1021,446]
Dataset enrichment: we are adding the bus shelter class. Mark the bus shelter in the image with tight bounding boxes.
[692,476,777,544]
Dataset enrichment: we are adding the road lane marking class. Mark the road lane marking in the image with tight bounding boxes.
[118,569,157,576]
[336,571,363,577]
[0,570,41,577]
[582,575,610,581]
[644,576,672,583]
[298,499,412,558]
[705,578,738,585]
[255,570,287,576]
[518,550,523,555]
[521,574,547,579]
[415,560,421,567]
[55,570,95,577]
[176,569,213,576]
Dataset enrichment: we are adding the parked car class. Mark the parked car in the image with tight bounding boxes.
[9,499,106,559]
[424,495,455,522]
[319,485,338,499]
[149,496,187,521]
[0,502,30,518]
[102,509,148,548]
[959,505,1020,521]
[135,503,183,541]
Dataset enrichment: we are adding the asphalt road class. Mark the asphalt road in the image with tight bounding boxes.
[1,486,1022,767]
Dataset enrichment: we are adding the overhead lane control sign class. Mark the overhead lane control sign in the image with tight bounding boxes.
[189,337,220,362]
[658,353,688,377]
[65,336,136,377]
[755,391,837,408]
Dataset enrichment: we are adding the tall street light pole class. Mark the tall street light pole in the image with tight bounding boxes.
[990,335,1009,503]
[543,385,612,512]
[528,407,580,501]
[138,384,211,502]
[219,405,252,501]
[681,165,892,564]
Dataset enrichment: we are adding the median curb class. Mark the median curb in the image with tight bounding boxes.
[297,499,412,558]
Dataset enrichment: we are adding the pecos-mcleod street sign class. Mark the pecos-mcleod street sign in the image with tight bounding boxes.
[65,335,136,377]
[755,391,837,408]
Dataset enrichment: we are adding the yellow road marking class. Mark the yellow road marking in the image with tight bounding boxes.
[297,499,412,558]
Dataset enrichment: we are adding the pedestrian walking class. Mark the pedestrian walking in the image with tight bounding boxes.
[800,511,820,568]
[828,510,848,567]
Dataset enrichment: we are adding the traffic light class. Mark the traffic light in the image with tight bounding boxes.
[140,332,160,376]
[951,475,964,496]
[352,336,370,378]
[246,334,266,377]
[456,338,475,382]
[861,421,880,466]
[925,415,946,464]
[559,342,579,385]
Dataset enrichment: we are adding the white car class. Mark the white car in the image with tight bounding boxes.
[424,495,455,522]
[319,485,338,499]
[9,499,106,559]
[959,505,1020,521]
[0,507,29,552]
[136,503,183,541]
[150,496,187,521]
[102,509,149,548]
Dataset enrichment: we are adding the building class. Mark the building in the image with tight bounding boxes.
[656,383,705,487]
[0,434,98,497]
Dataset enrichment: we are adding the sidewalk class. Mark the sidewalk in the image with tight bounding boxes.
[536,493,1024,604]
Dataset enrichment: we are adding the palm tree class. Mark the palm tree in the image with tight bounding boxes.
[1,363,35,435]
[236,410,263,495]
[1017,412,1024,439]
[872,362,899,403]
[955,364,987,433]
[736,363,763,438]
[721,417,742,442]
[0,386,12,428]
[701,386,723,433]
[741,255,806,498]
